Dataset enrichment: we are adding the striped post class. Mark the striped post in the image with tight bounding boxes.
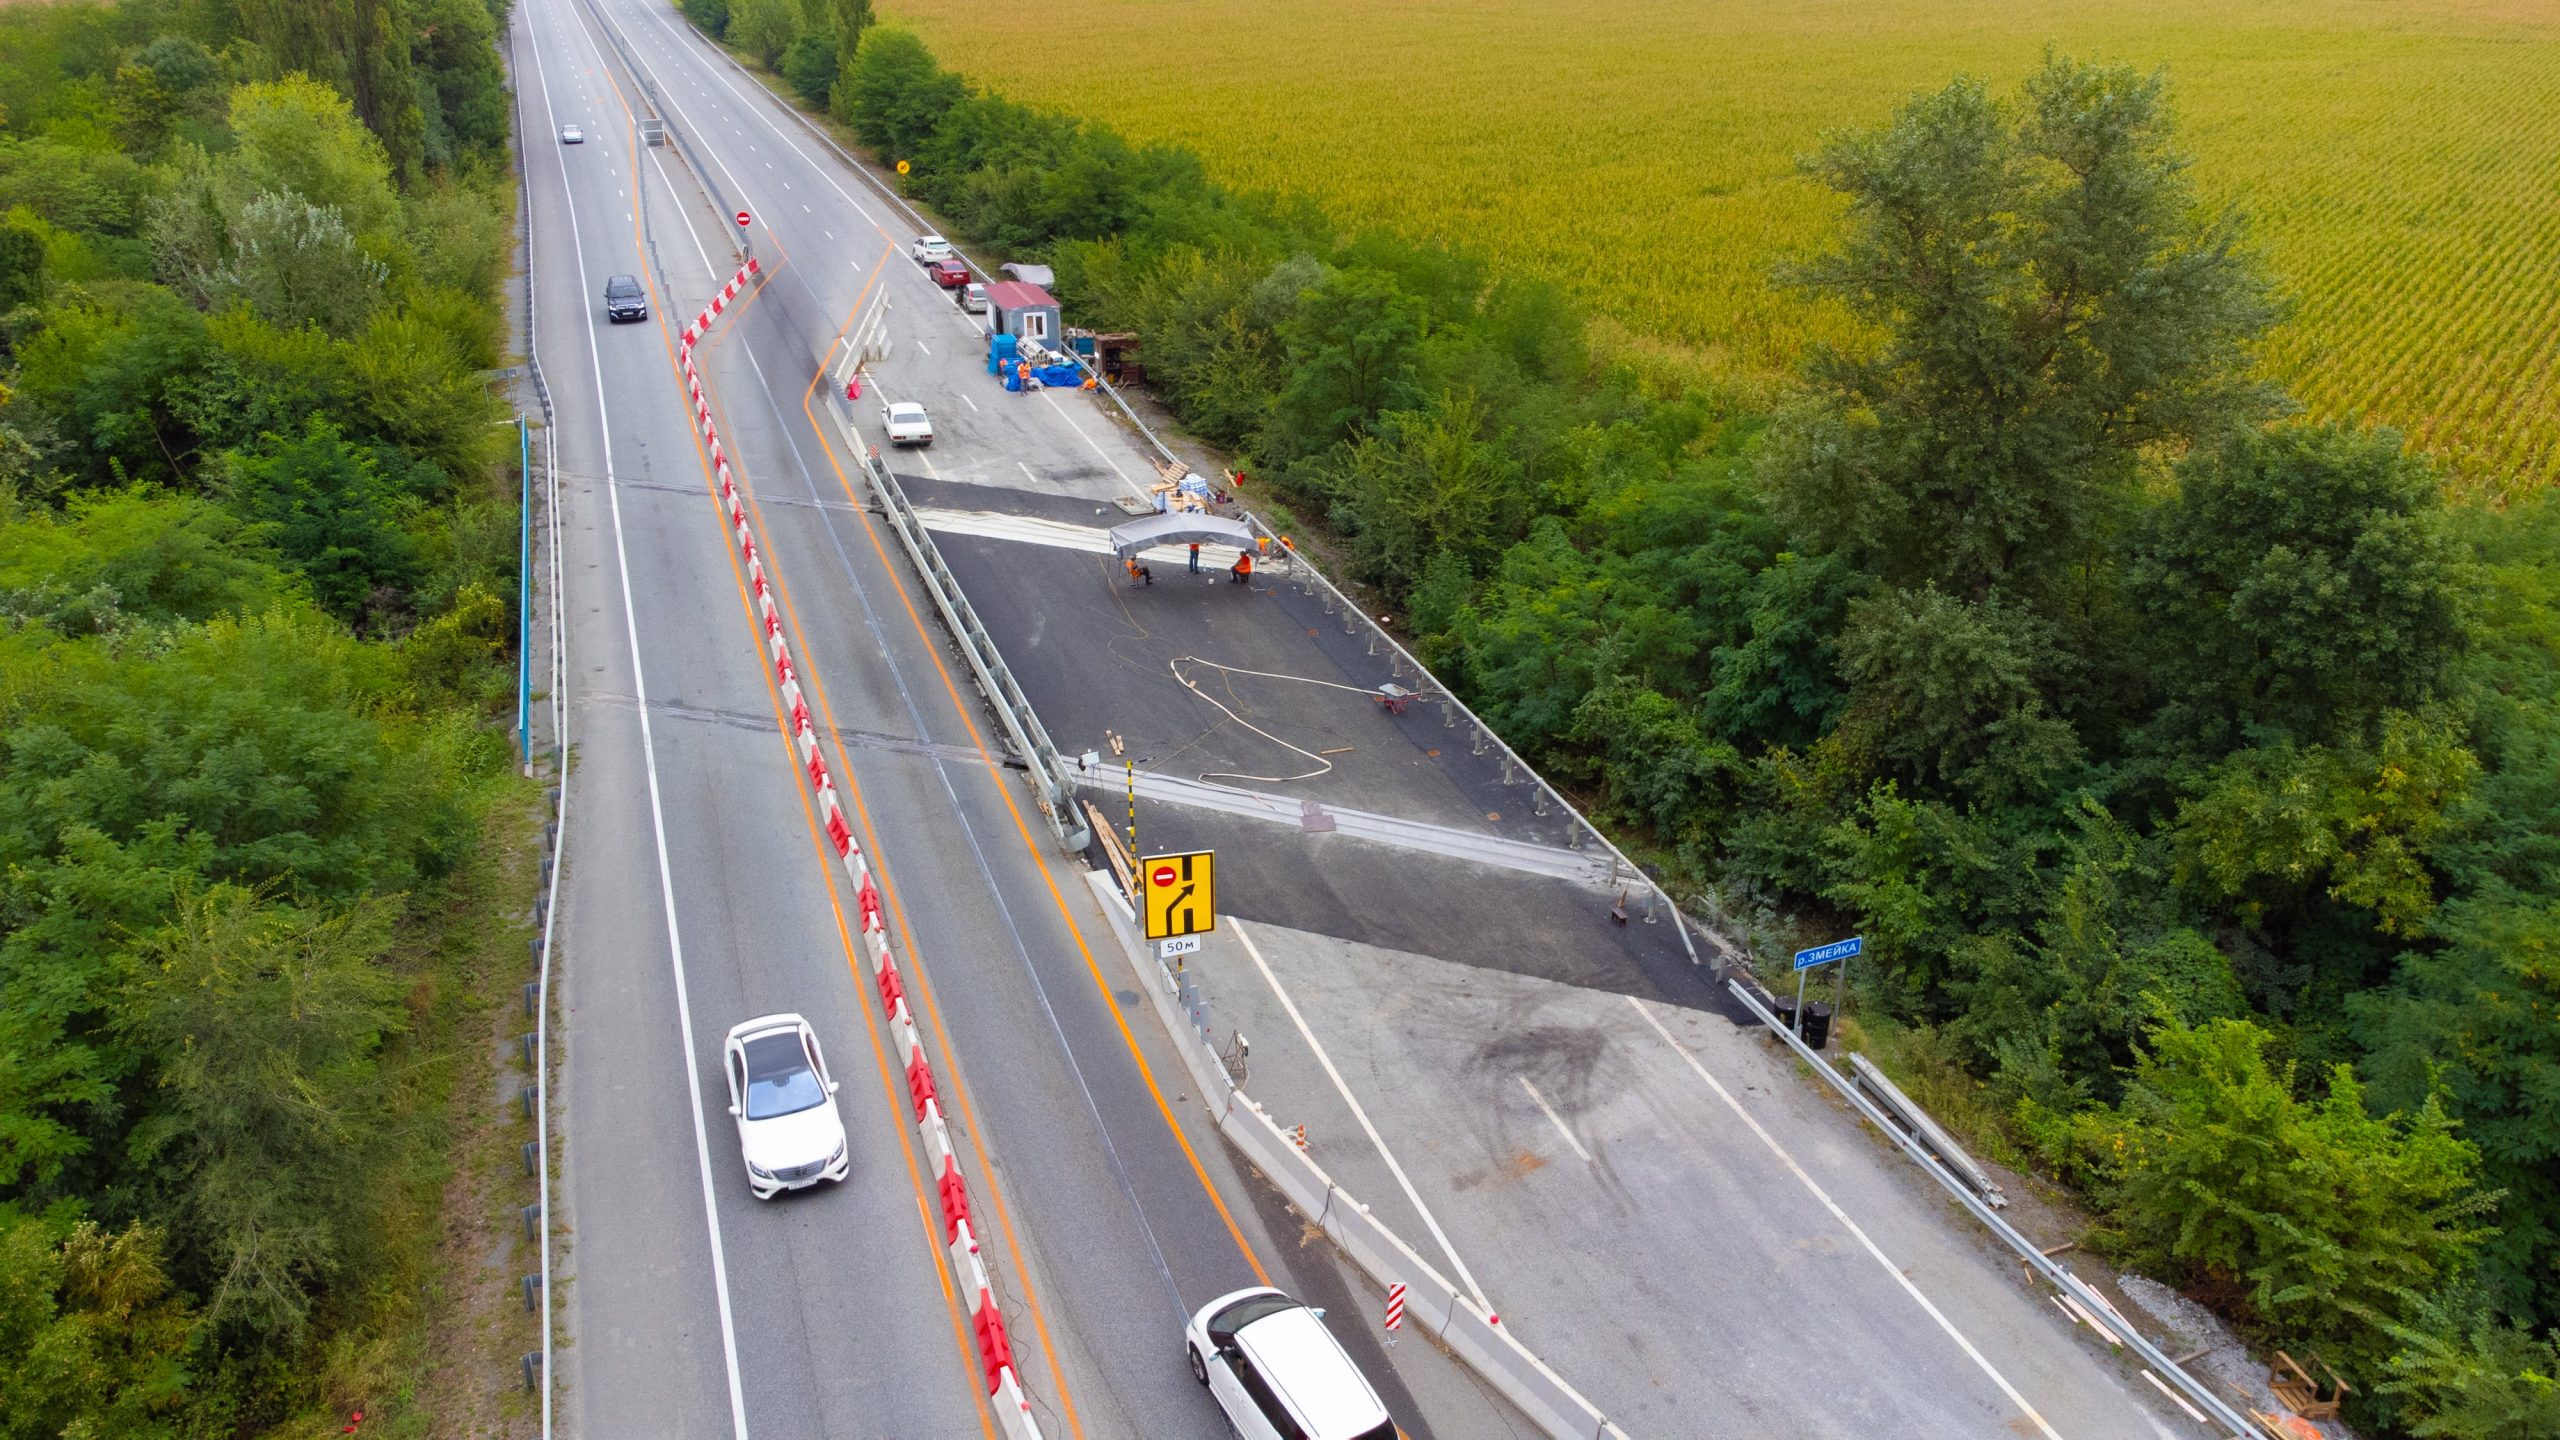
[1384,1283,1405,1346]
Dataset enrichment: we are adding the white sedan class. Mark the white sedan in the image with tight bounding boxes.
[910,233,955,265]
[560,124,584,144]
[881,400,934,447]
[720,1014,849,1200]
[1186,1287,1395,1440]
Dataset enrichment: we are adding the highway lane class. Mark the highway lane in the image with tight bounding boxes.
[529,2,1525,1434]
[535,9,2225,1440]
[512,8,1000,1437]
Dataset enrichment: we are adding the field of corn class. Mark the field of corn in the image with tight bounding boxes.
[887,0,2560,494]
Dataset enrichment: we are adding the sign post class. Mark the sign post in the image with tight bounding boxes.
[733,209,752,259]
[1790,936,1863,1040]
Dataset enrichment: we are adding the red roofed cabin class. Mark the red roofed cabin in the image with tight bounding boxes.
[985,281,1061,345]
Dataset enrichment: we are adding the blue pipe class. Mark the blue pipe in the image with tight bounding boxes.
[518,416,532,764]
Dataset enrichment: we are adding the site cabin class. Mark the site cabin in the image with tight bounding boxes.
[986,281,1062,344]
[929,258,971,289]
[1071,329,1146,386]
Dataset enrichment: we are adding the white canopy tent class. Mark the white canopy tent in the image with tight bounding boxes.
[1107,512,1258,561]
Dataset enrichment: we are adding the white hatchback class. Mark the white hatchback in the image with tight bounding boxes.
[1186,1287,1395,1440]
[881,400,934,447]
[720,1014,849,1200]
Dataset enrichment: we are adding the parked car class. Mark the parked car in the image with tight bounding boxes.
[603,273,646,323]
[1185,1288,1395,1440]
[910,233,955,265]
[721,1014,849,1200]
[881,400,934,446]
[560,123,584,144]
[929,258,971,289]
[958,281,989,314]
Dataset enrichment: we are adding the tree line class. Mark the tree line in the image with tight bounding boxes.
[0,0,522,1430]
[807,27,2560,1437]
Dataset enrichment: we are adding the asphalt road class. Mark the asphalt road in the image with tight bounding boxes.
[513,0,1528,1435]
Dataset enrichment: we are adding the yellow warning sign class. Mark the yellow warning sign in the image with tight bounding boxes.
[1141,850,1216,940]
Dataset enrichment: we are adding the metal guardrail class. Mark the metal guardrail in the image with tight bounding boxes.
[501,13,569,1432]
[836,404,1091,853]
[1725,979,2272,1440]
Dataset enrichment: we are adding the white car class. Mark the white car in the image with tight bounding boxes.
[720,1014,848,1200]
[560,124,584,144]
[910,233,955,265]
[1186,1287,1395,1440]
[881,400,934,447]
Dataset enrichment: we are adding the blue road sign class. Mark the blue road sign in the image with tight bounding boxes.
[1794,936,1863,971]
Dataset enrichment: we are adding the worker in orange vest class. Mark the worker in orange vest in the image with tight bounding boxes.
[1230,551,1254,585]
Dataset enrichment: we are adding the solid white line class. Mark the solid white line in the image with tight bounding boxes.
[961,393,979,413]
[1230,919,1490,1309]
[1517,1075,1592,1164]
[1037,388,1136,486]
[651,148,720,281]
[1624,996,2060,1440]
[1016,461,1037,484]
[914,339,931,357]
[525,19,752,1439]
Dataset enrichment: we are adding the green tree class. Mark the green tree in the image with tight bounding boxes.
[1761,54,2278,606]
[0,1213,194,1437]
[222,419,424,624]
[727,0,796,67]
[781,29,836,108]
[1268,267,1423,456]
[2065,1017,2487,1376]
[680,0,730,38]
[231,0,427,184]
[838,25,962,158]
[218,191,389,337]
[1326,387,1525,593]
[409,0,511,168]
[222,76,402,236]
[2132,423,2478,753]
[2381,1291,2560,1440]
[1831,586,2082,805]
[2172,709,2477,936]
[121,889,407,1348]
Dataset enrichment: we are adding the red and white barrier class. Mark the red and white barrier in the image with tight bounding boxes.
[676,258,1044,1440]
[1385,1282,1405,1338]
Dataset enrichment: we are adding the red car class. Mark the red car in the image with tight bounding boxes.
[929,258,970,289]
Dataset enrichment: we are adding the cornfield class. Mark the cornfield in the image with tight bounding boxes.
[887,0,2560,494]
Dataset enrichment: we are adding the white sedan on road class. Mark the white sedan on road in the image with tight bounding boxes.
[910,233,955,265]
[1186,1287,1396,1440]
[721,1014,849,1200]
[560,123,584,144]
[881,400,934,447]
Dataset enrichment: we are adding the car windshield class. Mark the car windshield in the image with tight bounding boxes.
[1208,1292,1301,1346]
[890,405,924,421]
[607,277,639,297]
[741,1032,824,1119]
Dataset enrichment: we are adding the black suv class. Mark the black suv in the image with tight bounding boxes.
[604,274,647,323]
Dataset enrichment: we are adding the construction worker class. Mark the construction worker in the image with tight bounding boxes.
[1230,550,1254,585]
[1255,534,1270,557]
[1188,542,1202,575]
[1125,556,1153,587]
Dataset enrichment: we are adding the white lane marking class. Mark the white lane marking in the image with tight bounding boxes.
[961,393,979,413]
[914,340,930,357]
[825,229,835,240]
[1016,461,1037,484]
[650,146,720,281]
[623,0,881,227]
[1518,1075,1592,1164]
[1624,996,2062,1440]
[523,18,752,1440]
[1037,388,1137,486]
[917,447,943,481]
[1230,919,1490,1309]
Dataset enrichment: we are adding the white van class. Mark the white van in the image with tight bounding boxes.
[1185,1288,1395,1440]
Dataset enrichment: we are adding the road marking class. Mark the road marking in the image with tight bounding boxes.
[1017,461,1037,484]
[825,228,835,239]
[1624,996,2062,1440]
[1038,388,1136,486]
[1518,1075,1592,1164]
[522,21,751,1439]
[1231,918,1490,1309]
[648,146,719,281]
[961,393,978,412]
[914,339,931,356]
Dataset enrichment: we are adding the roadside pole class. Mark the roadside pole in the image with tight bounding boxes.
[1791,935,1863,1042]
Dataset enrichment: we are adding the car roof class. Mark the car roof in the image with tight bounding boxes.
[739,1029,811,1080]
[605,273,641,290]
[887,401,927,416]
[1235,1305,1388,1438]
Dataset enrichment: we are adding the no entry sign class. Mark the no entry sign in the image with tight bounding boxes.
[734,210,751,227]
[1151,864,1177,889]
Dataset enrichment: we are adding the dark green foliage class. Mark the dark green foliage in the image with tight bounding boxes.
[680,0,730,39]
[2133,424,2479,752]
[0,2,525,1428]
[1268,268,1424,458]
[782,29,836,108]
